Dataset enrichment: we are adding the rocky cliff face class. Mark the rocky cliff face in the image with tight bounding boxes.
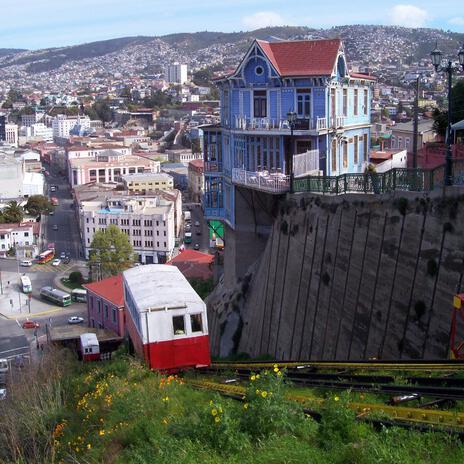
[207,191,464,360]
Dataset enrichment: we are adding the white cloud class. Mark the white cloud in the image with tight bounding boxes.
[449,17,464,26]
[242,11,289,30]
[389,4,428,28]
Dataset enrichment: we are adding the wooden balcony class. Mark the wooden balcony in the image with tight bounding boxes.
[232,168,290,194]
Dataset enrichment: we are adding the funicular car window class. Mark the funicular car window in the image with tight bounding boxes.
[190,314,203,333]
[173,315,185,335]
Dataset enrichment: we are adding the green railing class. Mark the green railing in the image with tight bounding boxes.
[292,161,464,195]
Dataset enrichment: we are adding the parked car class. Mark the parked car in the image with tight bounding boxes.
[196,230,202,235]
[184,225,191,232]
[52,225,58,231]
[0,388,6,401]
[49,210,54,216]
[20,260,33,267]
[194,221,200,227]
[68,316,84,324]
[50,186,56,192]
[194,243,200,250]
[52,259,61,266]
[63,257,71,264]
[44,170,50,176]
[60,252,66,259]
[22,320,39,329]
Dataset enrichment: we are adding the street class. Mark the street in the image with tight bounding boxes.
[183,204,211,252]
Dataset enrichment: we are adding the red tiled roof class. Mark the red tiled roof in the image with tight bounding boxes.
[84,274,124,307]
[167,249,214,280]
[350,72,377,81]
[256,39,341,77]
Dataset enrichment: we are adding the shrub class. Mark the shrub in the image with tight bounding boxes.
[69,271,84,284]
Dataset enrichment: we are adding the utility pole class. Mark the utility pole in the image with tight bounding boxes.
[412,76,419,169]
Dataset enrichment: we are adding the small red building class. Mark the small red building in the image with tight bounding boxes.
[167,249,214,280]
[84,275,125,337]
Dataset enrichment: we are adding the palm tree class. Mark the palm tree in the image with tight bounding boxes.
[3,201,24,223]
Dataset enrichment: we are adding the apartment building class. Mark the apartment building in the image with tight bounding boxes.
[52,114,91,138]
[122,172,172,192]
[188,159,204,202]
[165,63,188,84]
[68,151,157,187]
[80,195,176,264]
[0,222,35,254]
[5,124,18,148]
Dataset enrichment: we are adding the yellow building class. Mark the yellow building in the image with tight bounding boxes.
[122,172,174,192]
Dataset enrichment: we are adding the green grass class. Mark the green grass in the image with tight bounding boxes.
[60,277,85,290]
[2,351,464,464]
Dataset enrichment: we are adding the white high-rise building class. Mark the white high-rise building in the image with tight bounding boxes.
[5,124,18,148]
[165,63,188,84]
[52,114,91,138]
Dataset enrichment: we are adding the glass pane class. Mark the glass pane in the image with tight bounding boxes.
[173,316,185,335]
[190,314,203,333]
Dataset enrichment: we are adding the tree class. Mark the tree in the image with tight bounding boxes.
[25,195,53,216]
[1,201,24,223]
[93,101,113,122]
[432,80,464,138]
[88,225,134,279]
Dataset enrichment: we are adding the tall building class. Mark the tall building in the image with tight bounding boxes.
[52,114,91,138]
[165,63,188,84]
[202,38,375,228]
[5,124,18,148]
[79,195,177,264]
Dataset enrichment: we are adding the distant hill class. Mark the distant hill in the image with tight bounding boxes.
[0,48,26,58]
[0,25,463,76]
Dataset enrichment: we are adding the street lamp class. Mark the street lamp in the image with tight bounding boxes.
[430,42,464,186]
[287,111,297,194]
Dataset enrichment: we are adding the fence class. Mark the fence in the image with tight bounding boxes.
[293,160,464,195]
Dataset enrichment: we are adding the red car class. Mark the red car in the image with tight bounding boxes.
[22,320,40,329]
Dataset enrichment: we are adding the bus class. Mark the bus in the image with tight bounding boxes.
[184,232,192,244]
[50,197,59,206]
[20,275,32,294]
[37,249,54,264]
[71,288,87,303]
[40,286,71,306]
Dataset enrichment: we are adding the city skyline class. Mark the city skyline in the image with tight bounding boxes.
[1,0,463,50]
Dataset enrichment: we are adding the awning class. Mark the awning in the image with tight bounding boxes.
[451,120,464,131]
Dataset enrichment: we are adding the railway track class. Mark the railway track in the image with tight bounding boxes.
[188,360,464,433]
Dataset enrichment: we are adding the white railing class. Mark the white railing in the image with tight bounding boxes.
[233,116,328,132]
[293,150,320,178]
[232,168,290,193]
[330,116,346,128]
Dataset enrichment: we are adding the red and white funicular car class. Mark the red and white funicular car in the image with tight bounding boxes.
[123,265,210,372]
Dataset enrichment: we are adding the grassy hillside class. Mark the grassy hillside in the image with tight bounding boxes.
[1,349,463,463]
[0,48,26,58]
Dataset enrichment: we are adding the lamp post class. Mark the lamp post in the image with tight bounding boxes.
[430,43,464,186]
[287,111,297,193]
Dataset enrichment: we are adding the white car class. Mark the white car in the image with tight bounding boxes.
[50,186,56,192]
[0,388,6,401]
[51,259,61,266]
[20,260,33,267]
[68,316,84,324]
[194,221,200,227]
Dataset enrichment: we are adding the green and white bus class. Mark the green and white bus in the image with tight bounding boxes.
[40,286,71,307]
[20,275,32,294]
[71,288,87,303]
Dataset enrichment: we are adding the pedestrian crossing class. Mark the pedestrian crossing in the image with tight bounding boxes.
[30,263,74,273]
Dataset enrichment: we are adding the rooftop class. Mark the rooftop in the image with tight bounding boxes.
[391,119,434,133]
[123,264,204,312]
[167,249,214,280]
[84,274,124,307]
[256,38,342,77]
[121,172,171,183]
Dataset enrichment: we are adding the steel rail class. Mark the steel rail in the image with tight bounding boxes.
[187,379,464,431]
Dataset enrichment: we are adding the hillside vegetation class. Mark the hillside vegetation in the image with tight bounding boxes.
[0,349,463,463]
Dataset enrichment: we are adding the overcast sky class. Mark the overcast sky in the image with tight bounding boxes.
[1,0,463,50]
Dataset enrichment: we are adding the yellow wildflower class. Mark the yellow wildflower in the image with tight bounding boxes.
[214,416,221,423]
[87,444,92,450]
[334,396,340,402]
[211,408,218,416]
[256,374,260,379]
[255,389,260,394]
[277,371,283,377]
[273,364,278,369]
[273,367,279,373]
[98,430,105,436]
[250,375,256,381]
[243,403,249,410]
[209,400,213,405]
[261,391,268,398]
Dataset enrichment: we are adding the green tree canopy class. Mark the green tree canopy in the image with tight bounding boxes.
[88,224,134,279]
[0,201,24,223]
[92,101,113,122]
[25,195,54,216]
[432,80,464,138]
